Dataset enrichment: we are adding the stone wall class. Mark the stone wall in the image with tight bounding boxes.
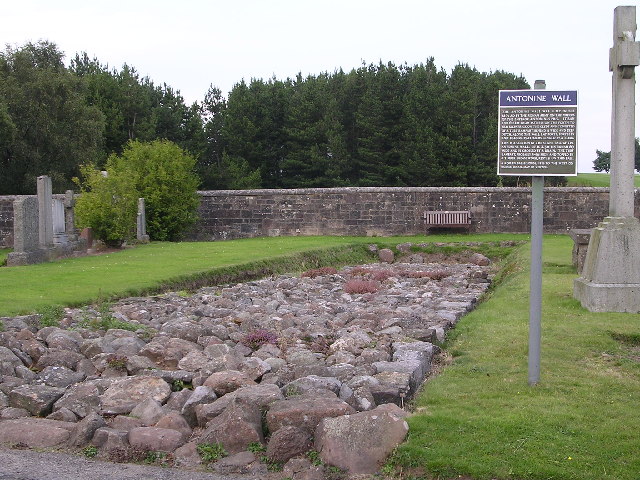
[2,187,639,246]
[189,187,638,240]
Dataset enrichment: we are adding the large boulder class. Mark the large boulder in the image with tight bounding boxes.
[52,378,113,418]
[203,370,256,396]
[266,394,354,435]
[198,398,264,454]
[99,376,171,415]
[128,426,186,452]
[266,425,312,463]
[0,418,74,448]
[8,384,65,416]
[315,403,409,474]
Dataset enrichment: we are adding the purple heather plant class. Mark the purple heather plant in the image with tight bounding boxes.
[240,328,279,351]
[344,279,379,294]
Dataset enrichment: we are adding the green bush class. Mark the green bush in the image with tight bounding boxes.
[75,139,200,244]
[74,164,137,247]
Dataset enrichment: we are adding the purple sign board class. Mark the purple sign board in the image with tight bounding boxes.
[498,90,578,176]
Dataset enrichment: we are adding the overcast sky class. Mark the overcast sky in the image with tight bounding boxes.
[4,0,638,173]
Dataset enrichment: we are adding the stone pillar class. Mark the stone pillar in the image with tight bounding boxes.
[137,198,150,243]
[37,175,53,248]
[574,6,640,312]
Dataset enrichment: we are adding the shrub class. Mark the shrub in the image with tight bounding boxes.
[241,329,278,350]
[301,266,338,278]
[75,139,200,244]
[344,279,379,294]
[74,163,137,247]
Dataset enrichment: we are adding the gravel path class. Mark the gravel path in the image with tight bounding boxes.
[0,446,254,480]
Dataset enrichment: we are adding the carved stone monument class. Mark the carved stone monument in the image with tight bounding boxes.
[574,6,640,312]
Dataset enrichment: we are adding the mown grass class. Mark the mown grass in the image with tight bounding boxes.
[567,172,640,187]
[0,234,522,317]
[390,235,640,480]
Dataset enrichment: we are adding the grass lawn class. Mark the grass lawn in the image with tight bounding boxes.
[391,235,640,480]
[568,172,640,187]
[0,233,521,317]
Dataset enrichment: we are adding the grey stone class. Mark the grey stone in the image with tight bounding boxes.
[8,384,65,416]
[47,406,78,422]
[281,375,341,396]
[128,426,186,452]
[0,417,73,448]
[378,248,395,263]
[91,427,130,450]
[315,403,409,474]
[0,407,31,419]
[266,425,312,463]
[203,370,256,396]
[53,378,112,418]
[37,365,86,388]
[211,451,266,475]
[266,394,355,435]
[100,376,171,415]
[181,385,217,427]
[68,412,106,447]
[198,398,264,454]
[129,397,165,425]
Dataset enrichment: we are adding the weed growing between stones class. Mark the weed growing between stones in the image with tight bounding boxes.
[37,305,64,327]
[82,445,98,458]
[144,450,172,466]
[196,442,227,464]
[0,320,4,331]
[171,379,193,391]
[77,303,143,332]
[105,355,128,370]
[247,442,266,453]
[306,451,347,479]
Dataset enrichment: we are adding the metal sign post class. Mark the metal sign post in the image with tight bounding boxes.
[497,82,578,385]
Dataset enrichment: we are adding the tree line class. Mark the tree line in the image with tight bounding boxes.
[1,40,534,195]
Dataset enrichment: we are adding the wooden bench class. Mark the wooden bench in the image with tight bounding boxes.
[424,210,471,232]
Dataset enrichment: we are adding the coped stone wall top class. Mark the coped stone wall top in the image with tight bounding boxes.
[196,186,628,197]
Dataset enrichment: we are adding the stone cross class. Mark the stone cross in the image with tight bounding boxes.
[574,6,640,312]
[609,5,640,217]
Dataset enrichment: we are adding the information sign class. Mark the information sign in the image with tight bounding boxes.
[498,90,578,176]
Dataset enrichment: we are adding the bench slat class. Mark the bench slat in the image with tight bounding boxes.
[424,210,471,230]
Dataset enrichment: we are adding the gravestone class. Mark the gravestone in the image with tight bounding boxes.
[52,198,66,245]
[6,197,47,266]
[574,6,640,312]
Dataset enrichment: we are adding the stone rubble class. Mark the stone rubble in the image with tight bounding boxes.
[0,249,493,477]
